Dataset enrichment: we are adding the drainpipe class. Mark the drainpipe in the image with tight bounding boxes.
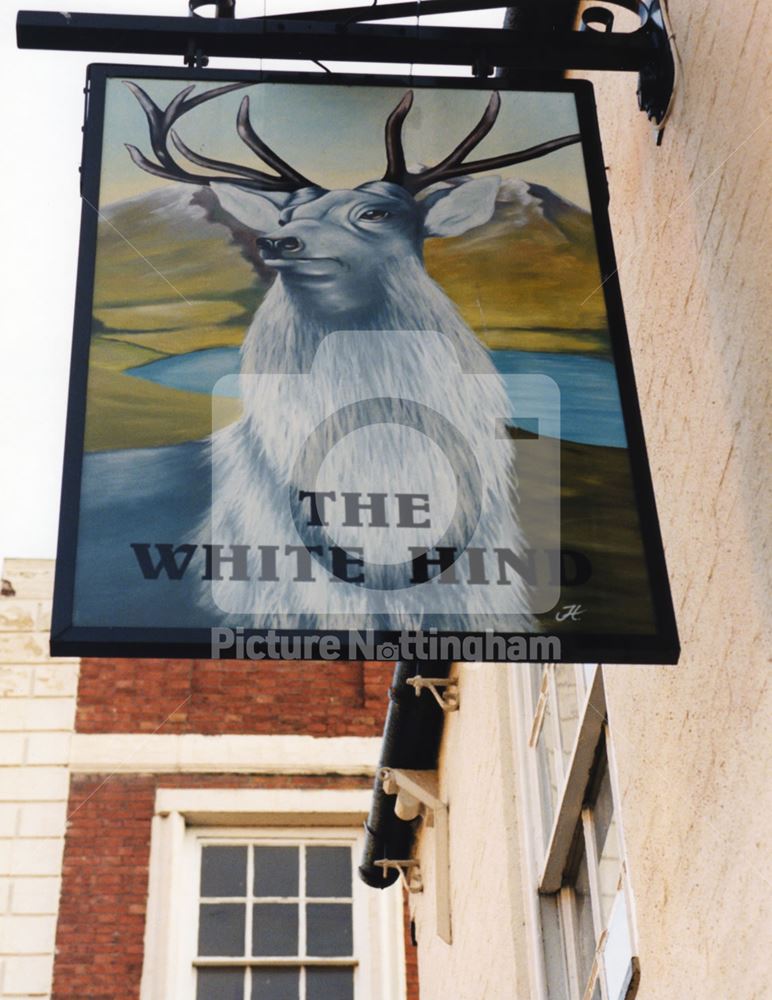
[358,660,452,888]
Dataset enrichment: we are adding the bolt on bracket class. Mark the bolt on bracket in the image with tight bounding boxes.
[374,859,423,894]
[406,675,459,712]
[379,768,451,943]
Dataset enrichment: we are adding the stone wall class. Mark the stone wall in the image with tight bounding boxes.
[0,560,77,999]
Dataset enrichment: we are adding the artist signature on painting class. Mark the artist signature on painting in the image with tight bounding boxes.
[555,603,586,622]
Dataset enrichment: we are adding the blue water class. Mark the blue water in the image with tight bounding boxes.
[494,349,627,448]
[126,345,627,449]
[127,347,240,396]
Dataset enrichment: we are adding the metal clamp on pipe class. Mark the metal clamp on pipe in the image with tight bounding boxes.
[406,675,460,712]
[373,859,424,894]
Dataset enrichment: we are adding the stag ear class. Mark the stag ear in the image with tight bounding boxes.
[421,176,501,238]
[210,182,293,231]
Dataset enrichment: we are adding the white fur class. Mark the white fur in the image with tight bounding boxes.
[197,180,533,631]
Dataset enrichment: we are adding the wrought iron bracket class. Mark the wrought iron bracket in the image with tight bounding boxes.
[406,676,460,713]
[17,2,676,128]
[580,1,675,128]
[186,1,234,66]
[189,0,235,16]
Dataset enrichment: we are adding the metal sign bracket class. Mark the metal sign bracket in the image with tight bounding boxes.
[17,1,676,128]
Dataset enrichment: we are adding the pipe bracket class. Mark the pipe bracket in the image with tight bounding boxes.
[406,676,459,712]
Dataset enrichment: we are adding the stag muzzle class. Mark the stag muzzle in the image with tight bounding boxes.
[256,235,304,258]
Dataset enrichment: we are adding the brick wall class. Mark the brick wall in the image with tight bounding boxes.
[403,906,420,1000]
[76,658,392,735]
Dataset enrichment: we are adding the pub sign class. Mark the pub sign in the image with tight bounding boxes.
[51,66,679,662]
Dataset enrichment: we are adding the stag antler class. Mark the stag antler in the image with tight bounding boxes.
[383,90,581,193]
[124,81,314,191]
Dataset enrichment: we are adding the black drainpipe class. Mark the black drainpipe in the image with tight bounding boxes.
[358,660,452,888]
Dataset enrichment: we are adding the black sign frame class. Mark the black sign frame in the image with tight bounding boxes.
[51,64,679,663]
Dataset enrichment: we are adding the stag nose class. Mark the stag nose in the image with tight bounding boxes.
[256,235,304,257]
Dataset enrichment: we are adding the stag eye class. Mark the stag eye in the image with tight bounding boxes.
[358,208,391,221]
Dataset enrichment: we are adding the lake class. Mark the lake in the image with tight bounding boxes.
[127,345,627,449]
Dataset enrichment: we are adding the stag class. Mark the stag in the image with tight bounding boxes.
[125,82,578,628]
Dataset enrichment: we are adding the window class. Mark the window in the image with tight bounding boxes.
[139,789,406,1000]
[513,665,639,1000]
[195,836,356,1000]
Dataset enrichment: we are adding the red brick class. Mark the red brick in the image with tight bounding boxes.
[76,659,393,736]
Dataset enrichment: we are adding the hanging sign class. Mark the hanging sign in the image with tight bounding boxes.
[51,66,678,662]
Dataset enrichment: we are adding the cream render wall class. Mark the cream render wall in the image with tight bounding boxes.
[579,1,771,996]
[0,560,77,1000]
[410,664,532,1000]
[413,2,770,998]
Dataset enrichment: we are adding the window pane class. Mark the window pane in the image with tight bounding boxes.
[201,846,247,898]
[555,664,579,770]
[252,903,299,957]
[593,757,614,855]
[603,889,634,1000]
[254,847,300,898]
[307,903,353,956]
[306,847,352,898]
[198,903,246,957]
[581,663,597,694]
[307,967,354,1000]
[593,759,621,928]
[197,967,244,1000]
[535,694,558,847]
[251,967,300,1000]
[570,838,597,992]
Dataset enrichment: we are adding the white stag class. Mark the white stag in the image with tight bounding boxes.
[125,83,578,629]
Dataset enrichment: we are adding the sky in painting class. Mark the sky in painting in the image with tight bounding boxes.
[101,79,589,208]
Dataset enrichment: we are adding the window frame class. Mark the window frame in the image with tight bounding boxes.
[511,664,639,1000]
[139,789,406,1000]
[188,827,359,999]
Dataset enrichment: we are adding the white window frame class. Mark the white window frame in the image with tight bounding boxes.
[510,665,639,1000]
[139,789,406,1000]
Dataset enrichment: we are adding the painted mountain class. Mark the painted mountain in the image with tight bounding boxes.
[425,179,609,353]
